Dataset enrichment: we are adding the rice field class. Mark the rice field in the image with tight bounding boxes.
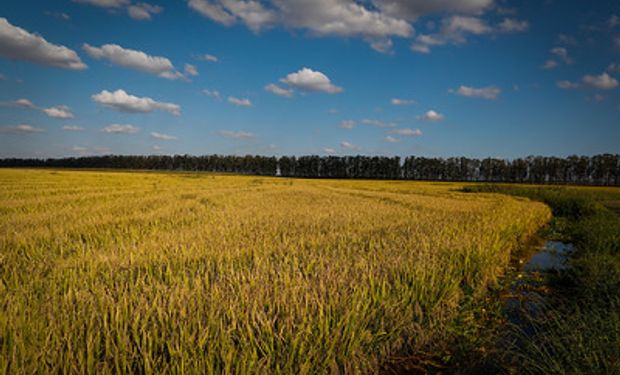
[0,169,551,374]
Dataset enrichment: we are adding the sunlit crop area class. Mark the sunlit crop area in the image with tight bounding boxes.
[0,169,551,373]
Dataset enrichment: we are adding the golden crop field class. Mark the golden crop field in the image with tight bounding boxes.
[0,169,551,374]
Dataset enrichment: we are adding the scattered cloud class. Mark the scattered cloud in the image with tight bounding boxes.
[280,67,342,94]
[43,105,74,119]
[607,63,620,74]
[556,80,579,90]
[264,83,293,97]
[449,85,501,100]
[188,0,276,32]
[101,123,139,134]
[419,110,444,122]
[228,96,252,107]
[340,120,355,129]
[362,119,396,128]
[609,14,620,29]
[152,144,162,151]
[202,89,221,99]
[127,3,163,21]
[0,17,87,70]
[73,0,130,8]
[92,89,181,115]
[391,98,416,106]
[184,63,198,76]
[542,59,558,70]
[340,141,359,151]
[389,128,422,136]
[1,98,36,108]
[150,131,177,140]
[218,130,256,139]
[498,18,529,33]
[384,135,400,143]
[550,47,573,64]
[83,43,185,80]
[323,147,336,154]
[198,53,219,62]
[45,11,71,21]
[62,125,84,131]
[72,146,88,153]
[375,0,494,20]
[582,72,618,90]
[558,34,578,45]
[0,124,45,134]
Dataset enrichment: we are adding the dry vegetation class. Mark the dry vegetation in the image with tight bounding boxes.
[0,169,551,373]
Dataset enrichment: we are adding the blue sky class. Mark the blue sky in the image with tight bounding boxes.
[0,0,619,159]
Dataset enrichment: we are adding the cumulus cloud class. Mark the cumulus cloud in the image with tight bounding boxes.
[150,131,177,140]
[419,110,444,122]
[389,128,422,136]
[280,67,342,94]
[362,119,396,128]
[73,0,130,8]
[323,147,337,154]
[449,85,500,99]
[542,59,558,70]
[0,17,87,70]
[62,125,84,131]
[228,96,252,107]
[92,89,181,115]
[0,124,45,134]
[198,53,219,62]
[83,43,185,79]
[264,83,293,97]
[202,89,221,99]
[498,18,529,33]
[218,130,256,139]
[189,0,412,52]
[582,72,618,90]
[550,47,573,64]
[127,3,163,20]
[340,120,355,129]
[391,98,416,106]
[43,105,74,119]
[1,98,36,108]
[102,123,139,134]
[374,0,494,20]
[384,135,400,143]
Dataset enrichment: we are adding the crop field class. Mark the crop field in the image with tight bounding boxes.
[0,169,551,374]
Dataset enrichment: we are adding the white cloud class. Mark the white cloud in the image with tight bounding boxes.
[419,110,444,122]
[582,72,618,90]
[558,34,578,45]
[73,0,130,8]
[340,141,359,151]
[1,98,36,108]
[323,147,336,154]
[362,119,396,128]
[280,67,342,94]
[92,89,181,115]
[0,124,45,134]
[150,131,177,140]
[102,123,139,134]
[556,80,580,90]
[340,120,355,129]
[0,17,86,70]
[43,105,74,119]
[607,63,620,74]
[218,130,256,139]
[152,144,162,151]
[202,89,221,99]
[609,15,620,29]
[449,85,500,99]
[410,43,431,54]
[550,47,573,64]
[389,128,422,136]
[62,125,84,131]
[264,83,293,97]
[228,96,252,107]
[542,59,558,70]
[391,98,416,106]
[127,3,163,20]
[188,0,276,32]
[83,43,184,79]
[184,63,198,76]
[72,146,88,153]
[498,18,529,33]
[374,0,494,20]
[199,53,219,62]
[384,135,400,143]
[45,11,71,21]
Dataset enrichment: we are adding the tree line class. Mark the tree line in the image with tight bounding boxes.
[0,154,618,185]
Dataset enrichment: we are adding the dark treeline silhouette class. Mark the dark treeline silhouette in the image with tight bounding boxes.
[1,154,619,185]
